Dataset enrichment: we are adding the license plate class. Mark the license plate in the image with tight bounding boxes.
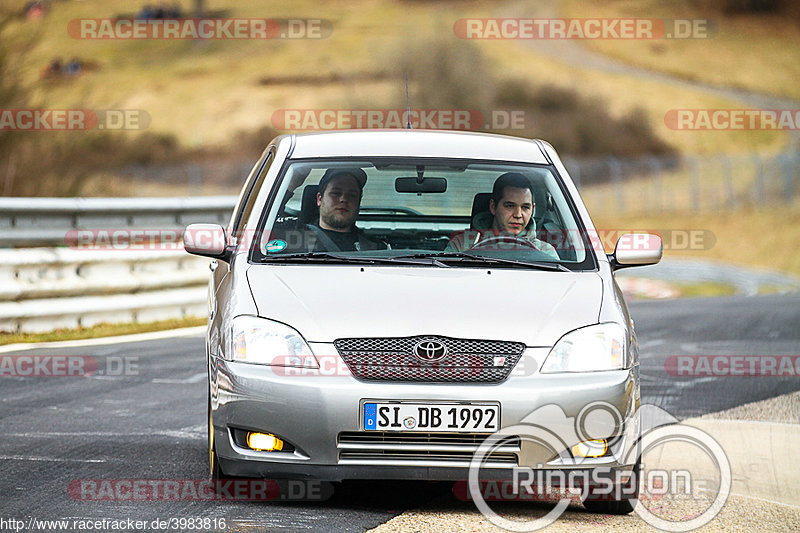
[362,402,499,432]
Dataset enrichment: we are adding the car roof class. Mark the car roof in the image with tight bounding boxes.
[284,129,550,164]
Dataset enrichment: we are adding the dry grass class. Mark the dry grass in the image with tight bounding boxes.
[591,201,800,277]
[9,0,495,147]
[470,36,787,156]
[6,0,788,156]
[562,0,800,101]
[0,316,205,345]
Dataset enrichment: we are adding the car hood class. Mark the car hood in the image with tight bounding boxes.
[247,266,603,346]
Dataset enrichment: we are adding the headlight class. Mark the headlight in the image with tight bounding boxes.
[540,323,629,373]
[230,315,318,368]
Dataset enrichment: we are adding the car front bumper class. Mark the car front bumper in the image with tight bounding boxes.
[210,346,639,481]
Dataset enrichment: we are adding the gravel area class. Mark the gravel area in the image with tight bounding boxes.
[699,391,800,424]
[368,392,800,532]
[368,493,800,532]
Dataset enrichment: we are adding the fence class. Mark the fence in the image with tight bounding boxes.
[108,150,800,216]
[565,151,800,216]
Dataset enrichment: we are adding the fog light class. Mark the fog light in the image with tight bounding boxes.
[246,432,284,452]
[571,439,608,458]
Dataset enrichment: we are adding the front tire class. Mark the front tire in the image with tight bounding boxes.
[208,395,222,480]
[581,463,639,515]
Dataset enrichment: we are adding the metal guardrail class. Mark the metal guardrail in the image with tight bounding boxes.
[0,196,237,247]
[0,248,211,334]
[0,197,236,333]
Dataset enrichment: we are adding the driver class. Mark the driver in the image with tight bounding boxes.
[445,172,559,259]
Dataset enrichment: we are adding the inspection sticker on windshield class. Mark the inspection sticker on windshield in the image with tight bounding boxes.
[264,239,287,253]
[362,402,499,432]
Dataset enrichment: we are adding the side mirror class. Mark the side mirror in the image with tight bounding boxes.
[183,223,229,260]
[609,233,662,271]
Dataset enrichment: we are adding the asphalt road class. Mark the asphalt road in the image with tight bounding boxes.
[1,293,798,532]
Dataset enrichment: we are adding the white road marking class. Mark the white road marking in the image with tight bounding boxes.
[4,428,204,439]
[0,455,106,463]
[151,372,206,384]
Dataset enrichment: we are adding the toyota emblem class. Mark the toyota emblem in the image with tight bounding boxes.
[413,340,448,362]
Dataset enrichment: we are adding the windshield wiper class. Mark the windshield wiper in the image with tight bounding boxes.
[394,252,571,272]
[262,252,568,271]
[260,252,449,267]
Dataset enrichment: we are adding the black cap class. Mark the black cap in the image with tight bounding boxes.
[318,168,368,192]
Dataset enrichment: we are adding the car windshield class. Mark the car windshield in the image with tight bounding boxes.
[252,158,595,269]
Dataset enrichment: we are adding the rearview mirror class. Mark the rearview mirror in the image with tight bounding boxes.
[610,233,662,270]
[183,223,228,259]
[395,177,447,194]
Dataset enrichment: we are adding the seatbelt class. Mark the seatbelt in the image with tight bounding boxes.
[306,224,342,252]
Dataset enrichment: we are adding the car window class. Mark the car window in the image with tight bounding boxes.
[229,147,274,244]
[237,148,276,238]
[252,158,595,270]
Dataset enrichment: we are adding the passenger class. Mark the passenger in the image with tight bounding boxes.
[274,168,387,252]
[446,172,559,259]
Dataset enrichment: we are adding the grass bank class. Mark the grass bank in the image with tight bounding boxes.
[562,0,800,102]
[0,317,205,345]
[592,201,800,277]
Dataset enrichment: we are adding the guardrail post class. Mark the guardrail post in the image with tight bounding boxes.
[608,157,624,213]
[568,159,581,189]
[689,156,700,213]
[720,154,735,209]
[781,153,793,203]
[189,163,203,193]
[752,153,765,205]
[648,157,662,213]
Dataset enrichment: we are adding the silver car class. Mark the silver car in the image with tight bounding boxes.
[184,130,661,514]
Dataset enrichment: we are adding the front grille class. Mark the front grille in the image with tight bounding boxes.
[334,335,525,383]
[338,431,520,467]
